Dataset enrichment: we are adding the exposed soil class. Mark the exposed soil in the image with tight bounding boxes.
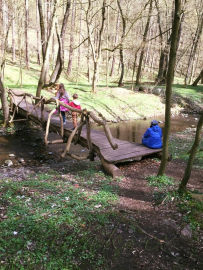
[116,158,203,269]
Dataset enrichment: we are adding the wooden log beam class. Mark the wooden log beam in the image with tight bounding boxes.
[100,157,123,178]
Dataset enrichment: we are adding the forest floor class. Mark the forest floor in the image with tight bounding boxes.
[0,123,202,269]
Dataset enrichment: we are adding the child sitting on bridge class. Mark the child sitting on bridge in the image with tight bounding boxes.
[55,83,70,124]
[68,93,81,129]
[142,120,162,149]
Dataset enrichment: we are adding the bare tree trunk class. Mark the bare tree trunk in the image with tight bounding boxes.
[131,48,140,90]
[76,7,82,84]
[0,77,9,126]
[49,0,71,84]
[105,5,109,87]
[25,0,29,69]
[178,114,203,192]
[92,61,98,93]
[51,33,55,67]
[1,21,11,79]
[110,13,120,77]
[36,0,57,98]
[17,15,23,87]
[158,0,181,176]
[67,0,76,76]
[12,6,16,63]
[86,0,106,93]
[155,0,171,84]
[87,39,91,83]
[0,0,8,78]
[36,0,41,65]
[156,41,170,84]
[185,12,203,85]
[117,0,126,87]
[38,0,46,60]
[192,69,203,86]
[136,0,153,85]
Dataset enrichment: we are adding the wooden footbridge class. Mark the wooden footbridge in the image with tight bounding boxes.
[8,89,162,177]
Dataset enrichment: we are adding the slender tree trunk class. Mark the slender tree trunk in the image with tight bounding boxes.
[0,77,9,126]
[118,44,124,86]
[46,0,51,36]
[110,13,120,77]
[178,114,203,192]
[185,13,203,85]
[92,61,98,93]
[17,16,23,87]
[117,0,126,87]
[38,0,46,60]
[1,0,7,74]
[156,43,170,84]
[131,48,140,90]
[87,39,91,83]
[67,0,76,76]
[106,5,109,87]
[158,0,181,176]
[49,0,71,84]
[36,0,41,65]
[155,0,170,84]
[76,7,82,83]
[12,7,16,63]
[25,0,29,69]
[87,0,106,92]
[36,0,57,98]
[1,21,11,79]
[136,0,153,85]
[192,69,203,86]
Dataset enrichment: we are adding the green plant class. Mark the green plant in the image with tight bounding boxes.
[0,168,120,269]
[146,175,175,189]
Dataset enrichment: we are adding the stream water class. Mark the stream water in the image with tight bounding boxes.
[94,114,197,143]
[0,114,197,165]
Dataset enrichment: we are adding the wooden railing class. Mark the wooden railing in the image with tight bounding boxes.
[8,89,118,162]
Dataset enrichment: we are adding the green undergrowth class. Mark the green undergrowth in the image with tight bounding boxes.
[146,175,203,231]
[0,164,121,269]
[146,175,175,205]
[176,191,203,231]
[173,84,203,104]
[147,175,175,190]
[169,129,203,168]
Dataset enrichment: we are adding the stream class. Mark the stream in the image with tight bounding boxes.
[94,114,197,143]
[0,114,198,166]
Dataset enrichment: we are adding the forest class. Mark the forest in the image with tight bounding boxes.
[0,0,203,269]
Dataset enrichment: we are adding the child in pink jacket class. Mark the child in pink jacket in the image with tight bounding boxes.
[55,83,70,124]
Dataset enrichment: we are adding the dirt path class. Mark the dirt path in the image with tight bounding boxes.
[112,159,203,269]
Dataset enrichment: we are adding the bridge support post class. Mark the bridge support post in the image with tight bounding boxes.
[100,158,123,179]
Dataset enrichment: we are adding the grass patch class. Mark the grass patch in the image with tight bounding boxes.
[3,61,166,121]
[146,175,203,230]
[177,191,203,230]
[173,84,203,104]
[146,175,175,189]
[169,129,203,168]
[0,166,119,269]
[146,175,175,205]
